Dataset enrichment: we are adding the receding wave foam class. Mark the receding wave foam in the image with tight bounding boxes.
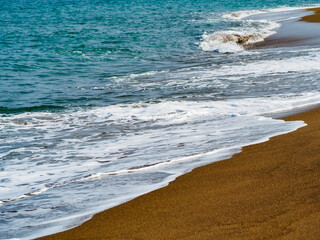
[2,93,320,200]
[210,51,320,76]
[2,91,320,239]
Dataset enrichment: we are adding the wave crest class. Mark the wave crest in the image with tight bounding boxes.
[199,17,280,53]
[199,31,265,52]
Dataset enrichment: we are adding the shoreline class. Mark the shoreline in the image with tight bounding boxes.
[37,7,320,240]
[252,7,320,49]
[39,106,320,240]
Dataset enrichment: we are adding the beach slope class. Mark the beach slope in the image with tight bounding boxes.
[39,109,320,240]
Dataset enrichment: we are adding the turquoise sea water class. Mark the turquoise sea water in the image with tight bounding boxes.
[1,0,320,239]
[1,0,317,112]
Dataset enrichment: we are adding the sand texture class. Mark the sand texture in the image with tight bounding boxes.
[38,108,320,240]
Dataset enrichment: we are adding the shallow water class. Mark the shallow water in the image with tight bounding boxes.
[1,1,320,239]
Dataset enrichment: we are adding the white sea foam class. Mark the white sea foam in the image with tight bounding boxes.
[209,51,320,76]
[2,93,320,199]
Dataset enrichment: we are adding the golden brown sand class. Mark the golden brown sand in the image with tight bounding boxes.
[38,8,320,240]
[300,8,320,23]
[39,108,320,240]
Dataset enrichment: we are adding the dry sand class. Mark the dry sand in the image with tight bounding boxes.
[38,8,320,240]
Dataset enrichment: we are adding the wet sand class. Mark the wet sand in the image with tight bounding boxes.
[38,8,320,240]
[300,8,320,23]
[253,7,320,49]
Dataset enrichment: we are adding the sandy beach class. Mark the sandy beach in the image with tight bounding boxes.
[38,8,320,240]
[38,107,320,240]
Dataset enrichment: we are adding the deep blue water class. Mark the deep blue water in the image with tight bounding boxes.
[1,0,320,239]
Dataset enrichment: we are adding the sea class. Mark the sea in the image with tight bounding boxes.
[1,0,320,239]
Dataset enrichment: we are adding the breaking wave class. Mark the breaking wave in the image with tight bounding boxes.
[199,31,267,52]
[199,19,280,52]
